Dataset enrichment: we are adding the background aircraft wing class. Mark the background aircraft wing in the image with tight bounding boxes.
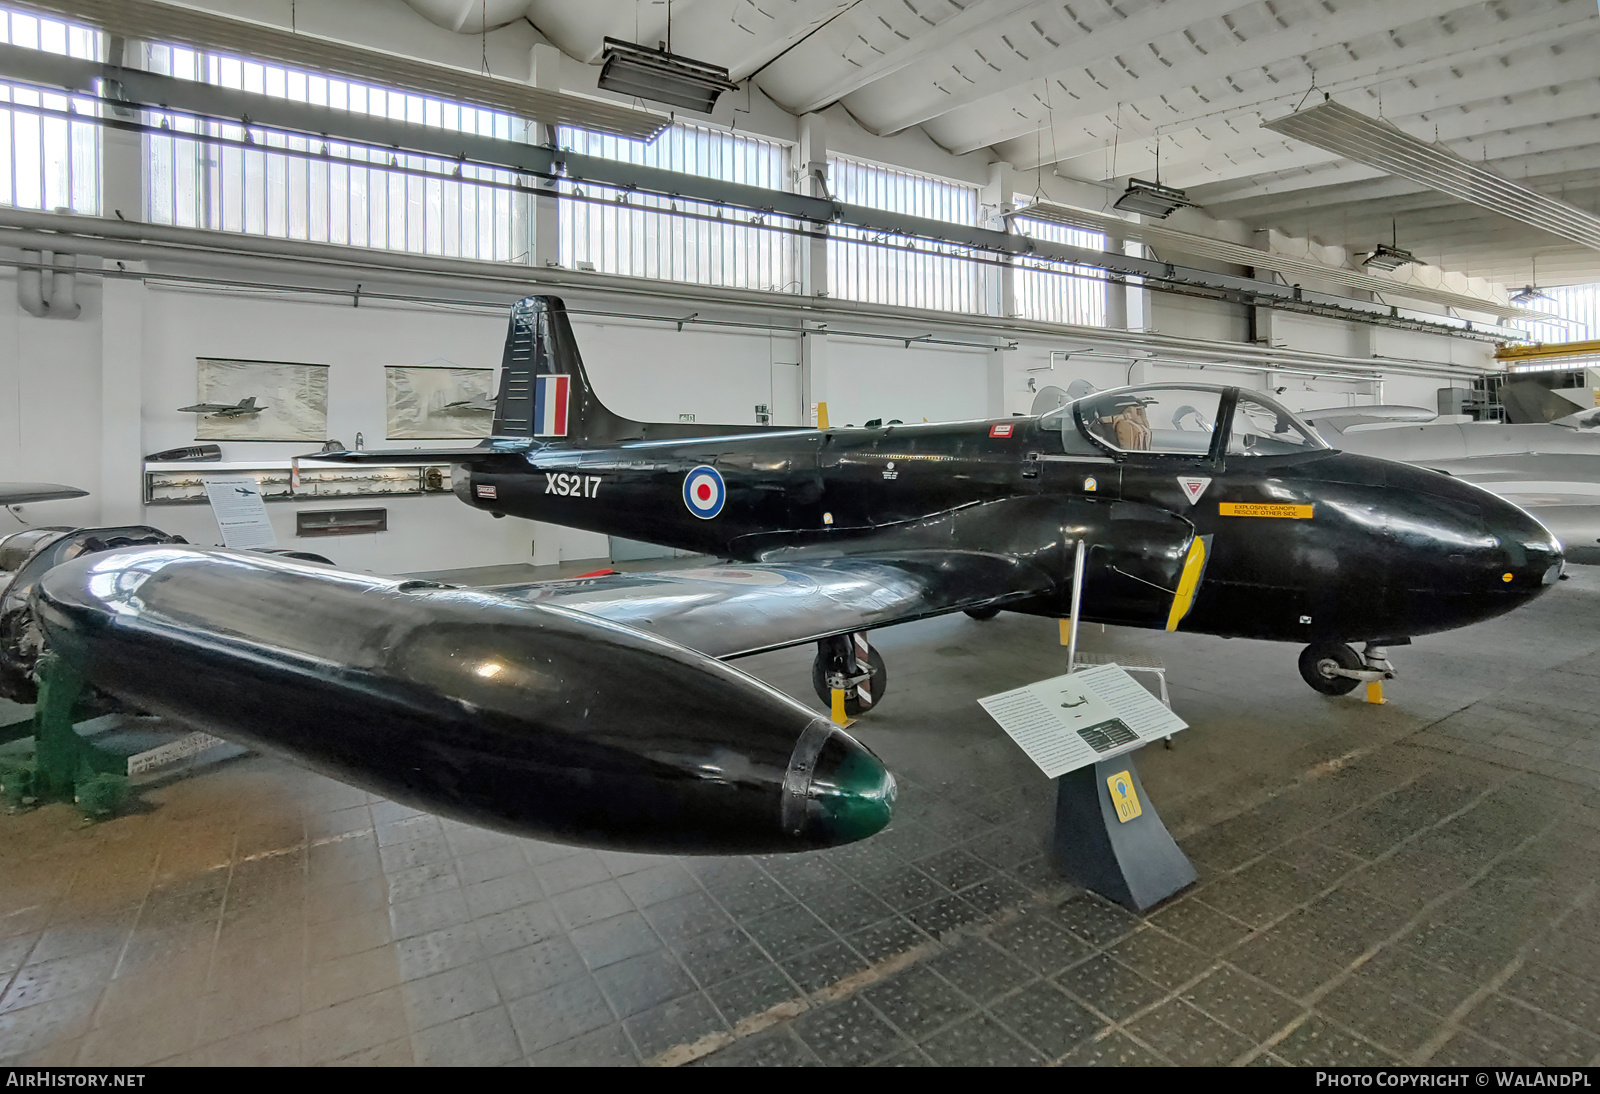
[0,482,89,506]
[483,553,1060,660]
[1408,452,1600,562]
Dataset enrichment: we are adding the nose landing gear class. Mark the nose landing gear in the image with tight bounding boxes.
[1298,641,1397,697]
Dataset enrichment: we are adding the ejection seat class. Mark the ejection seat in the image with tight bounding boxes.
[1096,402,1153,450]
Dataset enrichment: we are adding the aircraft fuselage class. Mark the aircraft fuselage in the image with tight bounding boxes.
[456,412,1563,646]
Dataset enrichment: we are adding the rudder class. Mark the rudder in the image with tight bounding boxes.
[492,296,642,444]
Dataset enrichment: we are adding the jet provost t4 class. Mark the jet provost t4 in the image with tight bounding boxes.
[362,295,1563,706]
[22,296,1563,857]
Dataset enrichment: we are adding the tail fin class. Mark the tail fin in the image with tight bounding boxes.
[491,296,795,445]
[239,397,257,409]
[492,296,644,444]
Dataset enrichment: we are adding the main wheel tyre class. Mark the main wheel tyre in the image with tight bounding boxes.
[964,606,1000,621]
[1298,642,1363,696]
[811,647,888,717]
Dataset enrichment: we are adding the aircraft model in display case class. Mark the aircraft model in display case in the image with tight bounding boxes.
[7,297,1565,855]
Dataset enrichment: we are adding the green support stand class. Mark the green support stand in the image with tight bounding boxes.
[33,652,89,800]
[3,653,127,818]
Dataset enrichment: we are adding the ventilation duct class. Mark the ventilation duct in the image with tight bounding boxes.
[12,0,668,141]
[1263,100,1600,253]
[1010,200,1530,321]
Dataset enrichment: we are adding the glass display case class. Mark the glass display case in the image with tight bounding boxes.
[144,462,453,505]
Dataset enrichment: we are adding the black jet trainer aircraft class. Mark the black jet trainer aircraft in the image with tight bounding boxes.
[17,296,1563,857]
[385,295,1563,705]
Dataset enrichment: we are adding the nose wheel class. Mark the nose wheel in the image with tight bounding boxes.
[1298,642,1398,697]
[812,633,887,719]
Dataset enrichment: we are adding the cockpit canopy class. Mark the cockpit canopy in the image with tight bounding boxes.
[1041,384,1328,459]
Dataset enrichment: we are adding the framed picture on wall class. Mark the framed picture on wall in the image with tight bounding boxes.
[193,358,330,442]
[385,365,496,439]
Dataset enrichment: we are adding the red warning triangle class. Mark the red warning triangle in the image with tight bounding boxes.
[1178,476,1211,504]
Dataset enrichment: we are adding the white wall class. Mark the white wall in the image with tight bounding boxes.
[0,274,104,529]
[577,318,799,427]
[0,256,1503,574]
[0,267,1009,572]
[821,338,991,426]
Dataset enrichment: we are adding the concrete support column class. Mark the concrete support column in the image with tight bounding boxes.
[1123,234,1150,333]
[800,327,830,426]
[1249,229,1276,347]
[102,37,143,223]
[981,163,1017,318]
[99,273,145,526]
[1105,232,1128,330]
[797,114,829,299]
[529,43,562,269]
[101,129,142,223]
[1360,292,1381,359]
[987,347,1007,417]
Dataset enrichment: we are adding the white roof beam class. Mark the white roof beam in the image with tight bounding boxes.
[1001,34,1599,171]
[1262,98,1600,252]
[863,0,1250,135]
[726,1,865,83]
[943,1,1591,157]
[1289,180,1600,236]
[1203,150,1600,225]
[1134,86,1600,189]
[789,0,1043,115]
[1171,120,1600,199]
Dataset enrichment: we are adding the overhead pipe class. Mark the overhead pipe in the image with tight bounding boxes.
[15,247,80,319]
[49,252,80,319]
[0,213,1492,380]
[17,248,46,317]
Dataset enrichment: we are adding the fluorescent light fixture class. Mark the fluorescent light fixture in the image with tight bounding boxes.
[1112,178,1195,219]
[1361,244,1417,272]
[1510,285,1552,304]
[598,38,738,114]
[1264,100,1600,252]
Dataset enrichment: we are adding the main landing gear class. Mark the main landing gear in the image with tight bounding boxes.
[812,632,887,719]
[1298,641,1397,696]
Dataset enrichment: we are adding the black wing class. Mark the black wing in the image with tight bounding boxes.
[484,553,1061,659]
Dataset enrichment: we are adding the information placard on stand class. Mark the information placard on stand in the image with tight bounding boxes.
[203,477,278,550]
[979,663,1186,778]
[980,663,1196,911]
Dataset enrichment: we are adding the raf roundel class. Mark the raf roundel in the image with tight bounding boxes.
[683,465,726,519]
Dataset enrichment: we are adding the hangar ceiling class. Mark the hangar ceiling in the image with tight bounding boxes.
[401,0,1600,292]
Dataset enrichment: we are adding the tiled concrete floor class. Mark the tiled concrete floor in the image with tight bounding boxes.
[2,565,1599,1066]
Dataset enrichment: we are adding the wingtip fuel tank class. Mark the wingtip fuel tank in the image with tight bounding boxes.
[32,546,896,854]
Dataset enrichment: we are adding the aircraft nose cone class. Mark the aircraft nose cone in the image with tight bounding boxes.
[786,721,897,846]
[1487,497,1565,591]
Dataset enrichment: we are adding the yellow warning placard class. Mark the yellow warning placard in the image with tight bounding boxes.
[1219,502,1314,519]
[1106,770,1142,823]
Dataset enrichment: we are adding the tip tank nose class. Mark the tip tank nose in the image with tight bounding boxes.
[783,720,897,847]
[32,546,896,855]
